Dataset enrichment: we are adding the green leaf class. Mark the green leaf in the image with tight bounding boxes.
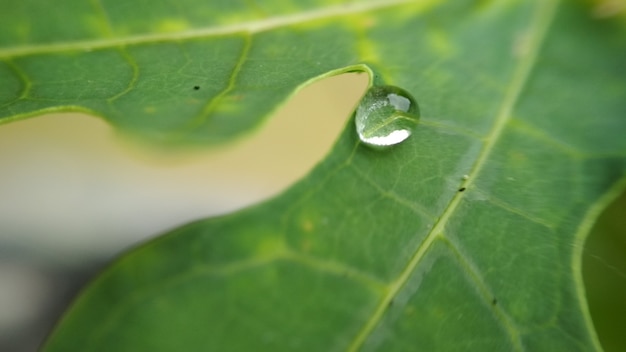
[0,0,398,145]
[585,188,626,351]
[2,0,625,351]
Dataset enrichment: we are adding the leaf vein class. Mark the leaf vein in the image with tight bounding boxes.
[418,118,484,140]
[471,186,556,229]
[90,0,115,38]
[106,49,140,102]
[176,34,252,136]
[0,0,421,59]
[0,59,31,108]
[440,236,524,351]
[508,117,586,159]
[350,164,436,219]
[284,250,388,293]
[346,0,560,349]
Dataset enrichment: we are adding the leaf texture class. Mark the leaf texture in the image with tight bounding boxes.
[1,0,625,351]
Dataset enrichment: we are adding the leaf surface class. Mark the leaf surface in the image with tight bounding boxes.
[1,0,625,351]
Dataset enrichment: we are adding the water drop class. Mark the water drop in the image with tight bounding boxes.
[355,85,420,149]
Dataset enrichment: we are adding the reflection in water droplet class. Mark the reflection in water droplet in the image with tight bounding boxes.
[355,85,420,149]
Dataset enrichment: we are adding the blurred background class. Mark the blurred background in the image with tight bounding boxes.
[0,73,367,351]
[0,73,624,351]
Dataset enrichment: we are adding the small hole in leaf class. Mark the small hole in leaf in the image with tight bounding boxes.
[458,187,466,192]
[193,86,200,90]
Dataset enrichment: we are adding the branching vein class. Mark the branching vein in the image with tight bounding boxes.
[346,0,560,350]
[0,0,429,59]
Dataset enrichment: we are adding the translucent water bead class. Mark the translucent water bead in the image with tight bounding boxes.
[355,85,420,149]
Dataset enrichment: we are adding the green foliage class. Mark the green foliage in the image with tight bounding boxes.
[584,191,626,352]
[1,0,625,351]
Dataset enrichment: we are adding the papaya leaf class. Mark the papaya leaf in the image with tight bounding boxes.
[1,0,625,351]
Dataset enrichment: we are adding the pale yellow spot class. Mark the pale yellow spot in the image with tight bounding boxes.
[358,14,378,29]
[428,29,454,56]
[213,102,240,114]
[591,0,626,18]
[143,106,156,114]
[14,23,30,42]
[356,35,381,64]
[156,19,190,33]
[217,14,257,26]
[256,235,288,258]
[84,15,112,37]
[301,219,314,233]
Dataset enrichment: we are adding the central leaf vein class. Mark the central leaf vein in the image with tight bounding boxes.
[346,0,560,350]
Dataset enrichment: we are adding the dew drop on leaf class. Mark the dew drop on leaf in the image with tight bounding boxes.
[355,85,420,149]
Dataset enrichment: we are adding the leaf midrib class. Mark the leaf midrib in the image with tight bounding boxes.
[346,0,560,350]
[0,0,430,59]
